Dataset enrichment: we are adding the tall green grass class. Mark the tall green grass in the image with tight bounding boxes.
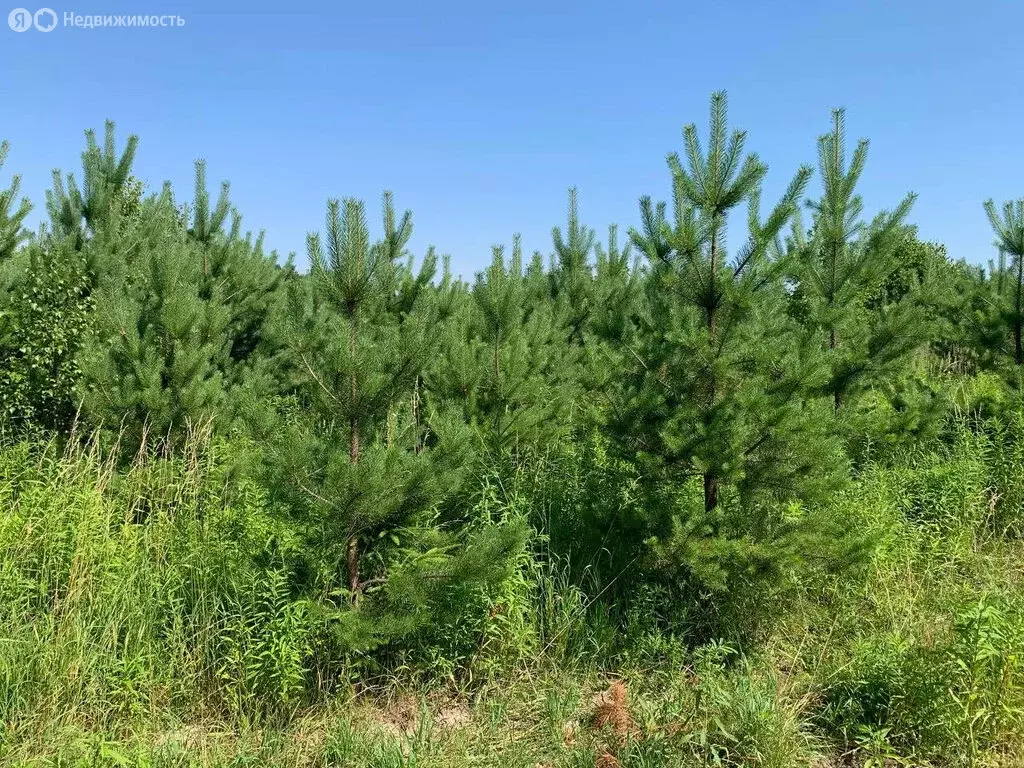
[2,418,1024,765]
[0,432,313,743]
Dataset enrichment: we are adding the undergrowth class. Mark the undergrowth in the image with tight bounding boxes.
[2,418,1024,767]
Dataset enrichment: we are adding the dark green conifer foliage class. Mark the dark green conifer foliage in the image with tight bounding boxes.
[46,121,139,248]
[590,223,639,345]
[42,126,146,432]
[183,161,290,390]
[856,229,959,457]
[77,189,232,449]
[421,269,481,428]
[462,236,572,453]
[789,110,920,410]
[69,155,290,447]
[550,188,597,346]
[303,195,423,601]
[249,195,524,652]
[591,94,866,644]
[0,141,31,262]
[546,190,647,438]
[981,200,1024,370]
[623,91,831,514]
[185,160,231,247]
[35,122,143,317]
[0,139,29,293]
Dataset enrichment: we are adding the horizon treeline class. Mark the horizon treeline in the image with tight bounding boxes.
[2,90,1024,657]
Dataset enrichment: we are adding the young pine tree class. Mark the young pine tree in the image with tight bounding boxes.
[46,120,140,251]
[602,93,857,642]
[184,161,291,394]
[547,190,650,434]
[621,91,837,514]
[0,141,31,263]
[77,188,232,450]
[1,122,147,435]
[788,109,920,411]
[550,188,597,346]
[71,155,290,448]
[440,236,573,455]
[249,195,524,652]
[979,200,1024,376]
[589,223,640,347]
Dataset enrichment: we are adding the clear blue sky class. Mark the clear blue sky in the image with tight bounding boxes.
[1,0,1020,276]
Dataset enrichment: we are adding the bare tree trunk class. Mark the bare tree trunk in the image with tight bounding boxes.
[703,473,719,514]
[347,536,360,602]
[1015,255,1023,366]
[705,229,719,513]
[493,333,502,442]
[347,306,361,604]
[708,230,718,335]
[413,375,422,454]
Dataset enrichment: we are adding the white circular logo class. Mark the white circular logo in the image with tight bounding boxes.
[7,7,32,31]
[33,7,56,31]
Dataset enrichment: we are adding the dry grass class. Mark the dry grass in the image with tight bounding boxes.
[591,680,634,740]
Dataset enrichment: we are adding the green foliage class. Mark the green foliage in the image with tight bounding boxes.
[586,93,858,643]
[788,109,923,414]
[8,94,1024,765]
[474,237,574,451]
[0,141,93,434]
[0,435,308,727]
[820,596,1024,766]
[970,198,1024,386]
[247,195,527,659]
[550,187,598,346]
[46,120,140,247]
[0,139,31,262]
[0,242,93,432]
[77,189,233,450]
[621,91,837,513]
[184,161,293,404]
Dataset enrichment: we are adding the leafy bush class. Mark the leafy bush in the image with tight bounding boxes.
[0,244,92,433]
